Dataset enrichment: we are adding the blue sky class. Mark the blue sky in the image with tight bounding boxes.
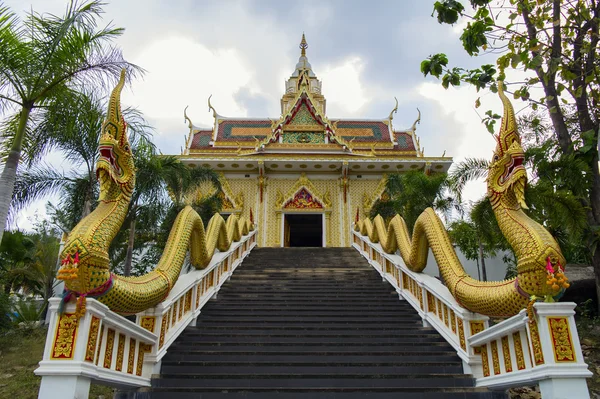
[6,0,508,229]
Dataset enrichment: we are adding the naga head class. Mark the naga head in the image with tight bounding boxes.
[487,81,527,209]
[97,69,135,200]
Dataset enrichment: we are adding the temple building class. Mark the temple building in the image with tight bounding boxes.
[179,35,452,247]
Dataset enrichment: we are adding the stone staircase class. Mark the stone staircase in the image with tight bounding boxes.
[139,248,506,398]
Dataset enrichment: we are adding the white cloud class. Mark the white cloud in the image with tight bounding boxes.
[123,36,255,129]
[418,82,500,203]
[320,57,370,116]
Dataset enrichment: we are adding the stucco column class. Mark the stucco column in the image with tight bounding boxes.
[275,211,282,247]
[325,212,331,247]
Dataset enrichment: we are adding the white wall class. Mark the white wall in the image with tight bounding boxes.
[423,248,510,282]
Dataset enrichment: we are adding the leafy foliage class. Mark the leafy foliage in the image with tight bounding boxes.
[424,1,600,308]
[0,0,142,242]
[370,171,460,231]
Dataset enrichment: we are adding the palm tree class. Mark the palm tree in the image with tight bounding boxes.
[0,230,36,294]
[10,91,153,231]
[449,145,590,266]
[121,143,188,276]
[0,0,142,243]
[370,171,460,231]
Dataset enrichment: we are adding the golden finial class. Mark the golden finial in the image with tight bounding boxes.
[388,97,398,121]
[411,108,421,131]
[496,81,521,153]
[300,33,308,57]
[184,105,193,129]
[208,95,218,118]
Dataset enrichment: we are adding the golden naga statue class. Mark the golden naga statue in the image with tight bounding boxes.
[355,82,569,317]
[56,70,254,316]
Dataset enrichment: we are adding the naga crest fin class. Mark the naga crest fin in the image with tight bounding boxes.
[103,69,128,146]
[496,81,521,155]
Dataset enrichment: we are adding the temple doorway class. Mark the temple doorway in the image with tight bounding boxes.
[284,214,323,247]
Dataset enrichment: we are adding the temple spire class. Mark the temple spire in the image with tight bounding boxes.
[300,33,308,57]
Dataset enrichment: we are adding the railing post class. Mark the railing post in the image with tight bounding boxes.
[532,303,591,399]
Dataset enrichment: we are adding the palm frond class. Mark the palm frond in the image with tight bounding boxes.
[448,158,490,200]
[10,163,75,216]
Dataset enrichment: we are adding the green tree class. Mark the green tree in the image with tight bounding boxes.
[449,116,590,266]
[0,0,141,243]
[121,144,188,276]
[0,230,35,294]
[28,220,60,320]
[10,91,152,231]
[370,171,460,231]
[423,0,600,307]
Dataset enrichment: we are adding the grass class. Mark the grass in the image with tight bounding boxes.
[0,327,115,399]
[576,315,600,397]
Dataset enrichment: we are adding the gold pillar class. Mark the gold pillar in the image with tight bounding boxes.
[325,212,331,247]
[275,211,282,247]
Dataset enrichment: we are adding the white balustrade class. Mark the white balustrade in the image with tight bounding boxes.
[352,229,592,398]
[36,230,257,399]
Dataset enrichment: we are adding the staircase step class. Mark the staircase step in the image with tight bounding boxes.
[136,248,505,399]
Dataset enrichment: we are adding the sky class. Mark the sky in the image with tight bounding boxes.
[6,0,509,230]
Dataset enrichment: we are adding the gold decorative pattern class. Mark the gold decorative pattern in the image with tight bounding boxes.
[159,314,168,348]
[481,345,490,377]
[115,333,126,372]
[95,325,104,365]
[185,290,192,312]
[51,313,79,360]
[127,338,136,374]
[136,343,151,376]
[85,316,101,362]
[548,317,576,362]
[140,316,156,333]
[427,292,435,314]
[491,340,501,375]
[352,82,568,317]
[55,70,255,315]
[529,318,545,365]
[513,331,526,370]
[501,336,513,373]
[450,312,457,334]
[458,318,466,350]
[103,328,115,368]
[470,321,485,354]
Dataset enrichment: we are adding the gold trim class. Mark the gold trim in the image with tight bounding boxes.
[491,340,501,375]
[501,336,513,373]
[513,331,526,370]
[51,313,79,360]
[85,316,101,362]
[458,318,466,350]
[481,344,490,377]
[103,328,115,368]
[127,338,136,374]
[529,318,545,365]
[548,317,576,362]
[116,333,126,372]
[140,316,156,333]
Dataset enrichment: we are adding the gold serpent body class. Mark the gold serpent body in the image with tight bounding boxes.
[57,70,253,315]
[355,83,566,317]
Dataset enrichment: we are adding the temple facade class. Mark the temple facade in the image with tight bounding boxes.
[179,35,452,247]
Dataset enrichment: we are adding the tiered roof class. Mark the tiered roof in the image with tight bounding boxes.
[180,35,450,173]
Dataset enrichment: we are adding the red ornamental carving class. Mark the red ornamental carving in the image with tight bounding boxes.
[284,188,323,209]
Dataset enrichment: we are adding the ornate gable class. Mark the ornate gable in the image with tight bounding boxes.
[219,174,244,213]
[275,173,331,210]
[283,188,323,209]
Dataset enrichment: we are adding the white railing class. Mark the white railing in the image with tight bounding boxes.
[35,230,257,399]
[352,229,592,399]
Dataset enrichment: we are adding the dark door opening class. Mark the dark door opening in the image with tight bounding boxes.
[285,214,323,247]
